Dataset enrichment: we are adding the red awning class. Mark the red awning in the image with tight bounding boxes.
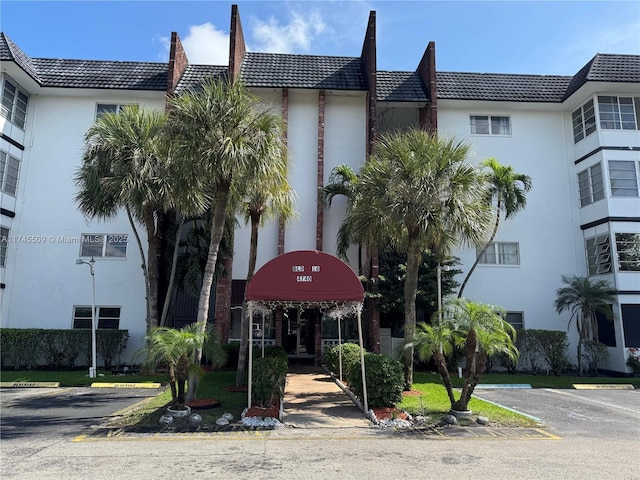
[246,250,364,303]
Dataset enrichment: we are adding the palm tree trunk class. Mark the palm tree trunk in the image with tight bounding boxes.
[236,212,261,386]
[434,350,456,406]
[403,237,420,389]
[143,206,160,330]
[160,215,184,327]
[186,185,231,401]
[458,211,501,298]
[453,327,477,411]
[126,207,151,331]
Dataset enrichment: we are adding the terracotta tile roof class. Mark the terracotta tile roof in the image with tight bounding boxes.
[239,52,365,90]
[376,71,429,102]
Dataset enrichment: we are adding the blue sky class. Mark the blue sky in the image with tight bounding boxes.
[1,1,639,75]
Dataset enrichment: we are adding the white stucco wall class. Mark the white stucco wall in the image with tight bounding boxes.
[2,92,165,363]
[439,103,584,359]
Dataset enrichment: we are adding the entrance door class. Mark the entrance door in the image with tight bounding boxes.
[283,309,316,357]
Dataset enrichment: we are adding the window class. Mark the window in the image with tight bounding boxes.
[478,242,520,265]
[598,96,639,130]
[609,160,639,197]
[0,226,8,267]
[96,103,135,119]
[505,312,524,330]
[73,306,121,329]
[585,234,612,275]
[578,163,604,206]
[615,233,640,272]
[80,234,128,258]
[0,150,21,196]
[622,304,640,348]
[470,115,511,135]
[571,99,596,143]
[1,77,29,129]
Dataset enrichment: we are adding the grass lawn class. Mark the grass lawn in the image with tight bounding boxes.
[399,372,541,427]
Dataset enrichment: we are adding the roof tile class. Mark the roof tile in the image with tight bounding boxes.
[376,71,429,102]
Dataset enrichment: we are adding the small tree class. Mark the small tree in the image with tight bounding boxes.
[141,323,222,410]
[554,275,615,375]
[414,298,518,412]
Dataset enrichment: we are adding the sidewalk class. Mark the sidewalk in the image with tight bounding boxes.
[282,364,371,428]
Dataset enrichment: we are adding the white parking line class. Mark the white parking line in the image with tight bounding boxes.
[546,389,640,415]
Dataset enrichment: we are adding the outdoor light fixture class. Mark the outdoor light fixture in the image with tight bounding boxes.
[76,257,97,379]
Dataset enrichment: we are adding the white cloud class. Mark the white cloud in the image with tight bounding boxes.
[156,23,229,65]
[250,11,326,53]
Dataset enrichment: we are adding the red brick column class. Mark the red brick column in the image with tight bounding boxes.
[316,90,325,252]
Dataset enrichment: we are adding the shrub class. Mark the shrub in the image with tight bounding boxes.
[223,342,241,369]
[347,353,404,409]
[261,345,289,362]
[323,342,364,378]
[582,340,610,375]
[627,348,640,374]
[40,330,67,369]
[252,356,288,408]
[97,330,129,369]
[0,328,41,369]
[528,330,569,375]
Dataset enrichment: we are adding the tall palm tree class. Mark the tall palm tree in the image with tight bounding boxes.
[340,129,493,388]
[458,158,532,298]
[554,275,615,375]
[76,106,172,331]
[415,298,518,412]
[235,139,295,386]
[165,78,287,400]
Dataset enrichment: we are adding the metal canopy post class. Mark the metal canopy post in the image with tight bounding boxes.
[248,302,253,411]
[338,315,343,382]
[356,308,368,413]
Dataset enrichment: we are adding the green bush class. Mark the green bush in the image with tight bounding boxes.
[528,330,569,375]
[97,330,129,369]
[260,345,289,362]
[582,340,610,375]
[0,328,128,370]
[323,342,364,377]
[252,356,288,408]
[348,353,404,409]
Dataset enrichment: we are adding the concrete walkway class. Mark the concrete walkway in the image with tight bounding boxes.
[282,364,371,428]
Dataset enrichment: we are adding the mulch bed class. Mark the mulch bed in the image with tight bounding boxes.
[245,404,279,419]
[223,385,248,393]
[185,398,221,410]
[372,406,411,421]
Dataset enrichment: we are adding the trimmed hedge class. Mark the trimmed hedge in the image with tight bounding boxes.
[0,328,129,370]
[323,342,364,377]
[348,353,404,409]
[252,356,288,408]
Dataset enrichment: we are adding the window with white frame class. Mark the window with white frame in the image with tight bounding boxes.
[0,226,8,267]
[598,96,639,131]
[615,233,640,272]
[478,242,520,265]
[571,99,596,143]
[577,163,604,207]
[0,150,21,196]
[96,103,135,119]
[608,160,639,197]
[73,306,121,329]
[1,77,29,129]
[80,234,128,258]
[585,234,612,275]
[470,115,511,135]
[505,312,524,330]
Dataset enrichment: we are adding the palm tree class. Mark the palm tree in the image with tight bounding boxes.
[458,158,531,298]
[235,141,294,387]
[76,106,171,331]
[165,78,287,400]
[414,298,518,412]
[554,275,615,375]
[323,164,360,260]
[339,129,493,388]
[141,323,222,409]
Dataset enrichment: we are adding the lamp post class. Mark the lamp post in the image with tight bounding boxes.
[76,257,97,379]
